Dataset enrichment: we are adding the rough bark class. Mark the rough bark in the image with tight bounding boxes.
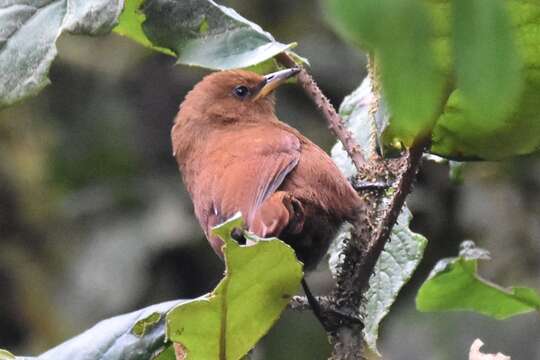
[278,52,428,360]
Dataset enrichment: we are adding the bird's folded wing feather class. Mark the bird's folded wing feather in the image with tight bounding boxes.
[201,127,301,235]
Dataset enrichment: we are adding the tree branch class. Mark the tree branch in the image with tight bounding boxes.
[277,52,442,360]
[276,53,367,171]
[355,137,428,292]
[325,140,427,360]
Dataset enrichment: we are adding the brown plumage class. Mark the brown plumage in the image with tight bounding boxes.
[171,69,363,270]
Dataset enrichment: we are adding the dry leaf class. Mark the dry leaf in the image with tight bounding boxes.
[469,339,511,360]
[174,343,186,360]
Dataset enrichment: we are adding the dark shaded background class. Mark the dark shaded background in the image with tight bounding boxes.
[1,1,539,359]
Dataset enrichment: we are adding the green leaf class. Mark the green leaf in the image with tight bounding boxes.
[152,346,175,360]
[430,0,535,160]
[113,0,174,56]
[0,0,123,108]
[427,0,540,160]
[210,212,245,242]
[324,0,444,146]
[243,53,308,77]
[1,0,304,109]
[114,0,296,70]
[37,300,185,360]
[166,214,303,360]
[416,241,540,319]
[453,0,522,124]
[132,312,162,337]
[326,0,540,159]
[360,207,428,354]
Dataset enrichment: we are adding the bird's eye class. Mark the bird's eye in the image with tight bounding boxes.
[233,85,250,98]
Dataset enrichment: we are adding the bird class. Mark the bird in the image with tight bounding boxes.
[171,68,364,272]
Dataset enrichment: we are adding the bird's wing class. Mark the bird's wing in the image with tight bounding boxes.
[201,127,301,237]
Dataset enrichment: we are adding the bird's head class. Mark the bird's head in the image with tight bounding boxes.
[177,68,300,124]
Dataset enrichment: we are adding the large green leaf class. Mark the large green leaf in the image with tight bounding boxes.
[453,0,522,125]
[114,0,295,70]
[0,0,124,108]
[324,0,444,147]
[166,214,303,360]
[416,241,540,319]
[430,0,539,160]
[325,0,540,160]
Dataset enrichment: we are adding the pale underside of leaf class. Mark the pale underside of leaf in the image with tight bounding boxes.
[114,0,297,71]
[35,299,184,360]
[0,0,123,108]
[360,207,427,354]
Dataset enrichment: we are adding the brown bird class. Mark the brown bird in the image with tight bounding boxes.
[171,68,363,271]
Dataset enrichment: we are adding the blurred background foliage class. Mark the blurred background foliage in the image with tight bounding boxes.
[0,0,539,359]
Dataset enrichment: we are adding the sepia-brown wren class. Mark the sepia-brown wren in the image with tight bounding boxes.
[171,68,363,271]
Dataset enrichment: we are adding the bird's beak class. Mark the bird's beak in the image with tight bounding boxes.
[253,67,301,101]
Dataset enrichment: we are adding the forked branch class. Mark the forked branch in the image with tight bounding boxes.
[278,52,430,360]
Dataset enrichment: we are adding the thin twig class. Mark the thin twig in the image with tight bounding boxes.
[276,53,367,171]
[289,295,363,331]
